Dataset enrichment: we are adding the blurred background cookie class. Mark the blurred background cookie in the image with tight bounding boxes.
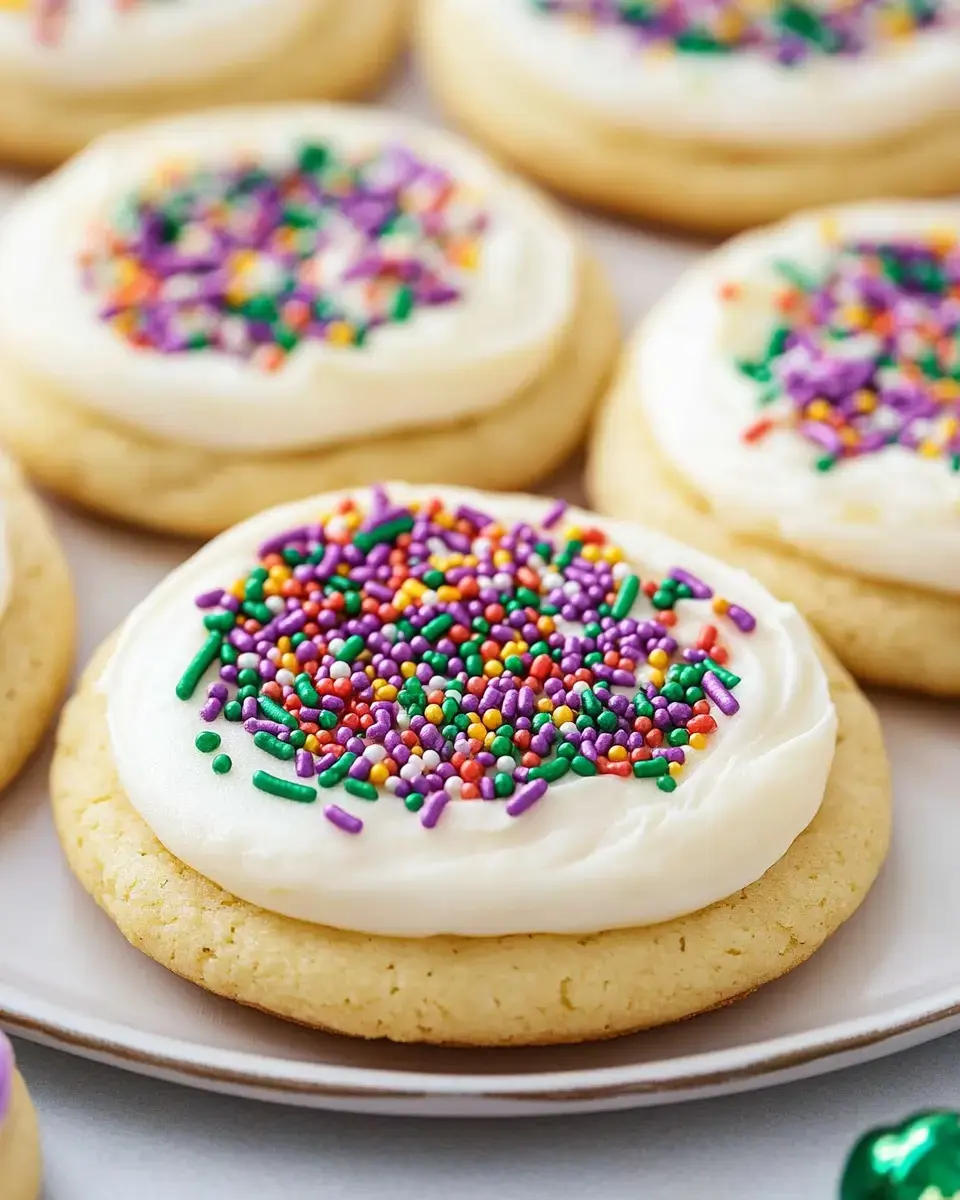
[0,0,408,168]
[418,0,960,233]
[0,106,618,537]
[0,1033,41,1200]
[590,200,960,693]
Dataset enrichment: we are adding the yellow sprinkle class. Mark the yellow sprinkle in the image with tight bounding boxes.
[400,662,416,679]
[483,731,497,750]
[433,511,454,530]
[262,580,280,596]
[483,660,504,678]
[281,654,298,672]
[492,549,512,568]
[482,709,502,730]
[230,580,246,600]
[919,440,942,458]
[537,616,556,635]
[930,226,958,254]
[689,733,708,751]
[819,216,840,244]
[712,597,730,616]
[580,545,601,563]
[854,389,877,413]
[805,399,832,422]
[603,545,624,564]
[405,579,426,598]
[647,668,665,689]
[608,745,628,762]
[467,722,486,742]
[436,586,460,603]
[304,735,320,754]
[647,648,669,669]
[409,745,423,757]
[336,563,350,576]
[326,321,355,346]
[668,762,684,779]
[536,696,554,712]
[375,684,398,702]
[425,704,444,725]
[552,705,574,727]
[368,764,389,786]
[277,636,292,654]
[565,525,583,541]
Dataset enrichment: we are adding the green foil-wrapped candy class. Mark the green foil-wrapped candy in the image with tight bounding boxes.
[841,1112,960,1199]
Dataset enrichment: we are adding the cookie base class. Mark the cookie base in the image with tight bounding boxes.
[0,255,618,539]
[0,460,74,793]
[0,1072,42,1200]
[416,0,960,235]
[0,1,407,170]
[51,634,890,1047]
[588,373,960,696]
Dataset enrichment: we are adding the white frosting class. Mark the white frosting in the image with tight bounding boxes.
[455,0,960,145]
[0,0,336,91]
[101,484,837,938]
[633,201,960,595]
[0,107,576,454]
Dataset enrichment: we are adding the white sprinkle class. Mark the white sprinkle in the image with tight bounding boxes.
[275,669,295,687]
[542,572,564,590]
[428,675,448,691]
[496,755,515,774]
[492,573,514,592]
[265,596,285,614]
[237,652,259,670]
[444,776,463,798]
[328,637,345,655]
[364,745,387,763]
[421,750,441,770]
[384,776,401,794]
[380,623,398,643]
[612,562,631,581]
[330,661,351,680]
[396,711,411,730]
[400,759,424,780]
[421,590,438,606]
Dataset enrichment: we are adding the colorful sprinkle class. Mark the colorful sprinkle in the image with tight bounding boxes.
[732,234,960,472]
[530,0,947,64]
[79,141,488,370]
[178,489,759,831]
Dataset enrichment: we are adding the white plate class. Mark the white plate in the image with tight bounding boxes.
[0,486,959,1117]
[0,72,958,1120]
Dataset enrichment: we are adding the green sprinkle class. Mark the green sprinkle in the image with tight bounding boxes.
[661,682,685,702]
[494,772,515,798]
[259,696,297,729]
[253,731,295,761]
[597,710,618,733]
[223,700,242,722]
[667,729,690,747]
[422,570,445,589]
[212,754,232,775]
[557,741,577,760]
[515,587,541,608]
[422,614,454,641]
[503,655,525,675]
[815,454,838,472]
[657,775,678,793]
[252,770,316,803]
[241,600,273,623]
[195,731,221,753]
[404,793,425,813]
[651,589,675,610]
[633,758,668,779]
[704,659,741,688]
[352,514,415,553]
[611,574,639,620]
[530,756,570,783]
[581,688,602,718]
[237,669,260,688]
[343,778,379,801]
[175,633,222,701]
[317,752,357,788]
[202,610,235,632]
[571,755,598,777]
[490,735,514,758]
[337,635,365,662]
[295,674,320,706]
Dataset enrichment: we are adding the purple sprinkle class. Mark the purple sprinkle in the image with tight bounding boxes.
[323,805,363,835]
[541,498,567,529]
[668,567,713,600]
[420,791,450,829]
[702,671,740,717]
[727,604,757,633]
[506,777,548,818]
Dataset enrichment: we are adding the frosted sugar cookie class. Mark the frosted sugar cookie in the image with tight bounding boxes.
[417,0,960,233]
[52,483,889,1046]
[0,0,407,169]
[0,1035,41,1200]
[590,201,960,694]
[0,107,616,538]
[0,456,74,791]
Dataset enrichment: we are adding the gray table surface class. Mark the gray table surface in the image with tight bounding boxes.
[16,1031,960,1198]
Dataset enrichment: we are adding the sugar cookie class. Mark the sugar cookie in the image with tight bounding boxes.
[0,107,617,538]
[589,200,960,694]
[0,0,407,169]
[417,0,960,233]
[0,1034,41,1200]
[0,455,74,791]
[52,484,889,1045]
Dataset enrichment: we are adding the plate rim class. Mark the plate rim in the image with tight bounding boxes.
[4,980,960,1103]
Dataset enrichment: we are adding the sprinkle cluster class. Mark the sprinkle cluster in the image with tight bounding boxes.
[79,142,487,371]
[178,490,757,835]
[730,229,960,472]
[25,0,143,44]
[530,0,945,64]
